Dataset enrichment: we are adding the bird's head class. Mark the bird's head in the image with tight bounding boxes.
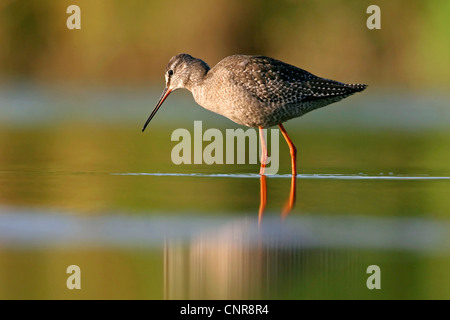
[142,54,210,132]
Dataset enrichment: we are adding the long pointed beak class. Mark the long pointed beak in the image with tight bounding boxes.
[142,87,172,132]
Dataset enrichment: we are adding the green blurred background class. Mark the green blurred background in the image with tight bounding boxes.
[0,0,449,88]
[0,0,450,300]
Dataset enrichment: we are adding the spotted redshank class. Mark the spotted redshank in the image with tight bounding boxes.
[142,53,367,176]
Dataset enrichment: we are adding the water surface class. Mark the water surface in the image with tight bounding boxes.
[0,87,449,299]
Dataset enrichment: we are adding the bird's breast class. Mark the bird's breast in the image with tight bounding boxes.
[191,81,267,127]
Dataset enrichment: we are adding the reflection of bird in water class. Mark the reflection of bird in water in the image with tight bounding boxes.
[142,53,367,176]
[259,175,296,223]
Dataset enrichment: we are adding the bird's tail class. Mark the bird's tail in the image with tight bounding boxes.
[347,83,368,93]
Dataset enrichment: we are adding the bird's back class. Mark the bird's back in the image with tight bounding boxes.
[199,55,367,128]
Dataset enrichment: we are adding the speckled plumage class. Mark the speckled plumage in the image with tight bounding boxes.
[158,53,367,128]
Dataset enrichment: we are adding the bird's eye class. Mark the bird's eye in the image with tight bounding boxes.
[168,69,174,76]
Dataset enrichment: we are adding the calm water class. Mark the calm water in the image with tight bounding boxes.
[0,86,450,299]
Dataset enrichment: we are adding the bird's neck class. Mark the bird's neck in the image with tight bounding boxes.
[185,58,210,91]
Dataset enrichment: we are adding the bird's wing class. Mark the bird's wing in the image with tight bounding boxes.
[232,56,364,104]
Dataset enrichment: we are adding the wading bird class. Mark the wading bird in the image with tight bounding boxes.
[142,53,367,176]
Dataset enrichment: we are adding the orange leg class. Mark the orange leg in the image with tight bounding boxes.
[278,124,297,176]
[258,126,268,175]
[258,174,267,225]
[281,174,297,220]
